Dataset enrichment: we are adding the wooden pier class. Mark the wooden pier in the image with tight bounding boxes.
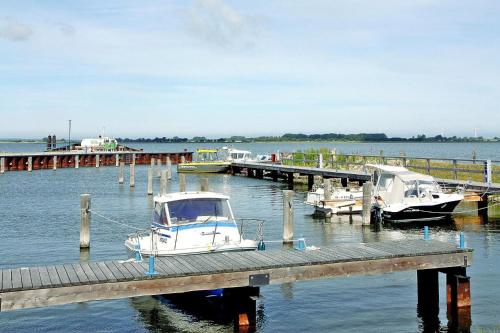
[0,239,472,329]
[0,151,192,172]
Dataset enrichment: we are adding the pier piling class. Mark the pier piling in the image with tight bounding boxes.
[75,155,79,169]
[179,173,186,192]
[27,156,32,172]
[147,168,153,195]
[283,190,294,243]
[156,158,162,178]
[200,178,209,191]
[119,162,125,184]
[95,155,100,168]
[0,157,4,174]
[160,170,168,195]
[130,164,135,188]
[181,156,186,164]
[115,154,119,167]
[324,178,332,201]
[53,156,57,170]
[166,156,172,180]
[362,181,373,225]
[80,194,91,249]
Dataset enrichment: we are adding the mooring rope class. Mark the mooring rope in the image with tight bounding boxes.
[88,209,145,231]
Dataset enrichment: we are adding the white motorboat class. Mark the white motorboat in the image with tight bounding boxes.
[370,164,464,223]
[305,186,363,215]
[225,148,254,163]
[125,191,262,256]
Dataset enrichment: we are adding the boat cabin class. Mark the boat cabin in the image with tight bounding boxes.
[371,165,443,205]
[226,149,252,162]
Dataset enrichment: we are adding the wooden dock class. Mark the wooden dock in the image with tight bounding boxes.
[0,151,192,172]
[0,240,471,317]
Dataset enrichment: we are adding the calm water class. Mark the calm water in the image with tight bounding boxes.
[0,143,500,332]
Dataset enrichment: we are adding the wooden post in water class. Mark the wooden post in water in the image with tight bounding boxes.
[75,155,79,169]
[200,178,209,191]
[95,154,100,168]
[283,190,294,243]
[181,155,186,164]
[80,194,91,248]
[115,154,120,167]
[166,156,172,180]
[156,158,162,178]
[130,163,135,188]
[147,167,153,195]
[150,157,155,168]
[119,162,125,184]
[0,157,5,174]
[324,178,332,201]
[28,156,32,172]
[132,153,136,165]
[53,156,57,170]
[179,173,186,192]
[160,170,168,195]
[362,181,373,225]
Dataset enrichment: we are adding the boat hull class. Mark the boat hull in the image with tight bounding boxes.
[177,162,230,173]
[379,199,462,223]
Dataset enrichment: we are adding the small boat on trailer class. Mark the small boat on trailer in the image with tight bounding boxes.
[177,149,230,173]
[370,164,464,223]
[125,191,263,256]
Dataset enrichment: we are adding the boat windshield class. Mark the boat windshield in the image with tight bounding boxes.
[404,180,441,198]
[167,198,232,224]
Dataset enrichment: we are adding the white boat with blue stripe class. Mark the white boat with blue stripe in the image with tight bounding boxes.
[125,191,262,256]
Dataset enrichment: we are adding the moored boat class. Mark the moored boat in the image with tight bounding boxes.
[177,149,230,173]
[370,164,464,223]
[124,191,263,256]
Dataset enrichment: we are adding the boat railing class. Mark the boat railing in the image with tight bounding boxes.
[236,218,265,243]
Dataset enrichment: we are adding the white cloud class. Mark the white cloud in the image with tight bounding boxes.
[0,17,33,41]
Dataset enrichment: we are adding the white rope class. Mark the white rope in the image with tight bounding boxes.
[88,209,145,231]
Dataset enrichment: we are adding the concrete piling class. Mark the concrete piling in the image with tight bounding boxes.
[156,158,162,178]
[181,156,186,164]
[283,190,294,243]
[115,154,120,167]
[80,194,91,248]
[323,178,332,201]
[53,156,57,170]
[96,155,100,168]
[0,157,4,174]
[75,155,79,169]
[28,156,32,172]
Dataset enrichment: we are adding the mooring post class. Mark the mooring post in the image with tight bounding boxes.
[95,154,100,168]
[147,167,153,195]
[130,163,135,188]
[362,181,373,225]
[179,173,186,192]
[27,156,32,172]
[180,155,186,164]
[75,155,79,169]
[160,170,168,195]
[318,153,323,168]
[200,178,209,191]
[283,190,294,243]
[115,154,120,167]
[324,178,332,201]
[150,157,155,168]
[53,156,57,170]
[0,157,5,174]
[119,161,125,184]
[80,194,91,248]
[132,153,136,165]
[156,158,162,178]
[166,156,172,180]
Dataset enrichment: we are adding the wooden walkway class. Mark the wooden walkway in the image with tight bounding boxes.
[0,240,471,312]
[231,161,500,193]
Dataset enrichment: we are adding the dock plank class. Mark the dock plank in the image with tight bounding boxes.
[96,262,118,282]
[104,261,127,281]
[38,266,52,288]
[29,267,42,289]
[111,262,135,280]
[11,269,22,291]
[88,262,108,283]
[156,257,185,275]
[71,264,90,284]
[63,264,81,285]
[20,268,32,290]
[2,269,12,291]
[80,263,99,283]
[46,266,61,286]
[55,265,71,287]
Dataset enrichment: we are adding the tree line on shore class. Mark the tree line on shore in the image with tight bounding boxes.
[114,133,499,143]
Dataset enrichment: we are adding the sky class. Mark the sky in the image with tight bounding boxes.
[0,0,499,139]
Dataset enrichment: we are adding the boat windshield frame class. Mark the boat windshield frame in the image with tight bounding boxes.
[160,198,235,226]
